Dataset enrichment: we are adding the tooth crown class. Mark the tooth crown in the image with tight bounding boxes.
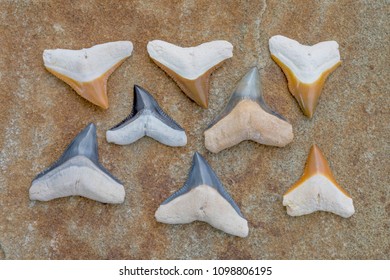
[269,35,341,118]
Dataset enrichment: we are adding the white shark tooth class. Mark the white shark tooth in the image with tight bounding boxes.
[106,85,187,147]
[204,67,294,153]
[269,35,341,118]
[155,152,248,237]
[283,145,355,218]
[30,123,125,204]
[43,41,133,109]
[147,40,233,108]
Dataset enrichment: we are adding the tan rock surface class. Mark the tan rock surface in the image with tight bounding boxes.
[0,0,388,259]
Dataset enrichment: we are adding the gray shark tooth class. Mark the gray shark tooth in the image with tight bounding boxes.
[106,85,187,147]
[155,152,248,237]
[204,67,294,153]
[30,123,125,204]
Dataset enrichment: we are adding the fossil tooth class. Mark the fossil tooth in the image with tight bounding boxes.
[43,41,133,109]
[147,40,233,108]
[283,145,354,218]
[204,67,293,153]
[155,152,248,237]
[269,35,341,118]
[30,123,125,204]
[106,85,187,147]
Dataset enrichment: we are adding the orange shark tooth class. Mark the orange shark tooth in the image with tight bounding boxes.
[147,40,233,108]
[269,35,341,118]
[283,145,355,218]
[43,41,133,109]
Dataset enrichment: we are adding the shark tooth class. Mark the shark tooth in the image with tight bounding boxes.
[269,35,341,118]
[155,152,248,237]
[283,145,354,218]
[30,123,125,204]
[204,67,294,153]
[43,41,133,109]
[106,85,187,147]
[147,40,233,108]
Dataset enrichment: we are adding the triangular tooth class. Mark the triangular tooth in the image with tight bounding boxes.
[147,40,233,108]
[155,152,248,237]
[204,67,293,153]
[106,85,187,147]
[43,41,133,109]
[30,123,125,204]
[283,145,354,218]
[269,35,341,118]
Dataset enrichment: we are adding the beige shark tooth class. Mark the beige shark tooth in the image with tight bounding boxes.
[283,145,354,218]
[269,35,341,118]
[204,67,293,153]
[147,40,233,108]
[155,152,248,237]
[29,123,125,204]
[43,41,133,109]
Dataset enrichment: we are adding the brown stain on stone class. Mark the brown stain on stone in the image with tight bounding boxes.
[54,235,99,260]
[218,241,252,260]
[0,243,5,259]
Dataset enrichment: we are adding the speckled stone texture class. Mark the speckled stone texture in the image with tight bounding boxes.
[0,0,389,259]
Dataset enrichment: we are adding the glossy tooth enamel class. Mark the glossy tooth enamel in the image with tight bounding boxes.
[43,41,133,109]
[155,152,248,237]
[269,35,341,118]
[30,123,125,204]
[204,67,293,153]
[147,40,233,108]
[283,145,354,218]
[106,85,187,147]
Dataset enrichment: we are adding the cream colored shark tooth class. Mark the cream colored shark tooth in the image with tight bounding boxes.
[43,41,133,109]
[269,35,341,118]
[283,145,354,218]
[204,67,293,153]
[147,40,233,108]
[106,85,187,147]
[30,123,125,204]
[155,152,248,237]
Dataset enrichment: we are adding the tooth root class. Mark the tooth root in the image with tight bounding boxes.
[271,55,341,118]
[283,145,354,218]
